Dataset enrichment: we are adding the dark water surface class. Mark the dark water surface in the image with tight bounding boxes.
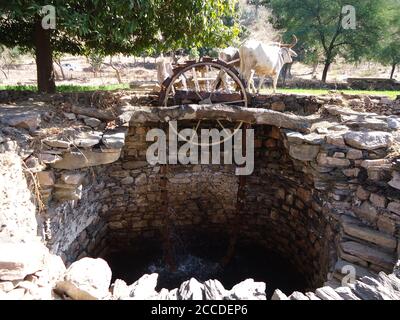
[105,238,308,298]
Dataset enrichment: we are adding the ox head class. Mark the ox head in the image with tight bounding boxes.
[281,47,298,64]
[280,35,298,64]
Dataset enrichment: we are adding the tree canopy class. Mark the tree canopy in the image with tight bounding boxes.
[262,0,393,82]
[374,0,400,79]
[0,0,240,92]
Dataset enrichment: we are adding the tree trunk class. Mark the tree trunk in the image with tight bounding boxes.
[390,63,396,80]
[34,21,55,93]
[0,69,8,79]
[55,58,66,80]
[322,61,331,83]
[53,65,60,81]
[311,62,318,78]
[109,57,122,84]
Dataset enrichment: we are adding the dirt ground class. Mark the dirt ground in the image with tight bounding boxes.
[0,54,398,88]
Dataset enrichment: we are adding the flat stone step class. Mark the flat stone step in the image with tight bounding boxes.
[342,220,397,251]
[341,241,395,272]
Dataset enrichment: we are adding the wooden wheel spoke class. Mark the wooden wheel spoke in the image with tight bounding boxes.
[160,61,248,109]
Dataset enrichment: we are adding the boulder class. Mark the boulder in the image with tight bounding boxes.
[2,288,27,300]
[388,172,400,190]
[53,185,83,201]
[353,201,378,224]
[341,241,395,272]
[347,149,363,160]
[156,288,171,300]
[73,131,103,148]
[315,286,344,300]
[288,291,309,300]
[121,176,134,185]
[344,117,389,131]
[51,149,121,170]
[38,254,66,286]
[369,193,387,209]
[25,156,46,172]
[0,281,14,293]
[376,273,400,298]
[334,287,361,300]
[64,258,111,299]
[122,161,148,170]
[203,279,228,300]
[353,278,394,300]
[36,171,55,187]
[286,132,324,145]
[228,279,266,300]
[0,153,38,240]
[102,131,126,149]
[326,134,346,146]
[60,172,86,185]
[38,153,62,164]
[317,153,350,167]
[394,261,400,278]
[1,114,41,132]
[111,279,130,300]
[129,274,158,300]
[377,215,396,235]
[289,144,320,161]
[0,241,48,281]
[63,113,76,120]
[342,221,397,250]
[305,292,321,300]
[271,289,288,300]
[178,278,204,300]
[43,139,70,149]
[387,118,400,130]
[361,159,390,169]
[167,288,178,300]
[84,117,102,128]
[344,131,393,150]
[356,187,370,201]
[387,202,400,216]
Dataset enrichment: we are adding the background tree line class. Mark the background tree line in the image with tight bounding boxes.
[0,0,399,91]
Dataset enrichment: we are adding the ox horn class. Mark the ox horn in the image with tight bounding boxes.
[272,35,283,43]
[281,35,298,48]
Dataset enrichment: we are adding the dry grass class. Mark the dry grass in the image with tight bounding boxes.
[22,162,46,215]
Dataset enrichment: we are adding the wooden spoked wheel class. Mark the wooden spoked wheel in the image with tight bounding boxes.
[159,58,249,146]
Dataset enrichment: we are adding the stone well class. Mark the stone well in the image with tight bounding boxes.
[1,92,400,299]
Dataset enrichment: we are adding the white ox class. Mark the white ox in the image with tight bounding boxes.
[219,47,240,68]
[239,36,298,93]
[156,58,174,86]
[156,57,187,91]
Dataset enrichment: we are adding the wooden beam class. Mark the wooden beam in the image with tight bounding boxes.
[123,104,316,133]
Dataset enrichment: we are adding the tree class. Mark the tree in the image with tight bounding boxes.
[262,0,390,82]
[374,0,400,79]
[0,46,22,79]
[0,1,239,93]
[87,52,104,78]
[53,52,65,80]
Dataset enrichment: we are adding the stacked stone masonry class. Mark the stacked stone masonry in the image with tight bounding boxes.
[0,91,399,299]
